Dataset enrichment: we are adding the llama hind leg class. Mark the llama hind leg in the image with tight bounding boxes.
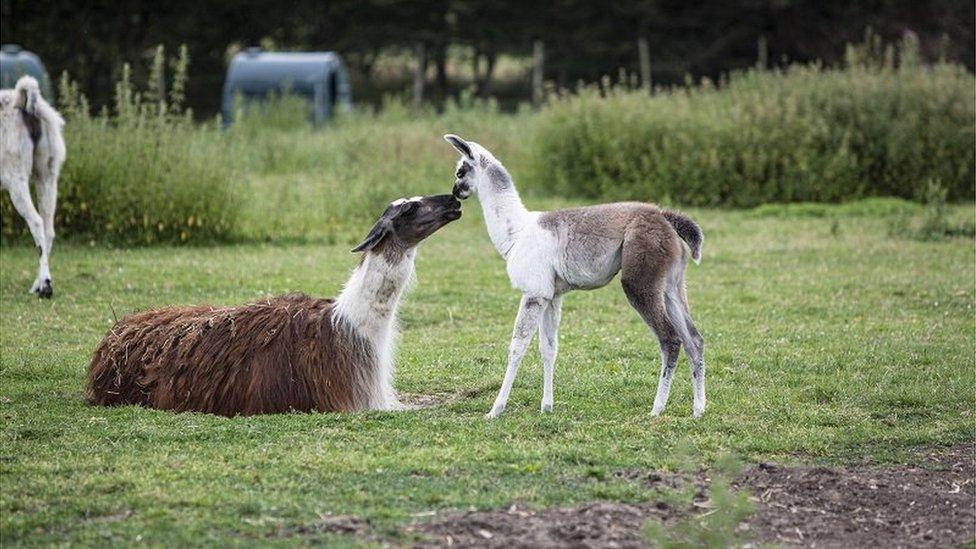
[621,261,684,416]
[623,278,682,416]
[620,217,686,416]
[651,339,681,415]
[686,323,706,418]
[5,176,50,297]
[34,167,59,298]
[673,282,706,417]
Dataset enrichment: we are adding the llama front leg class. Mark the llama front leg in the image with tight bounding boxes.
[538,296,562,413]
[487,295,547,419]
[5,177,50,297]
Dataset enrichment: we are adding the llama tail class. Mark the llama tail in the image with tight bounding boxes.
[663,210,703,264]
[15,75,65,129]
[15,76,41,114]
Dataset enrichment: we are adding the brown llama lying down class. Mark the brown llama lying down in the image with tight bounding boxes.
[86,194,462,416]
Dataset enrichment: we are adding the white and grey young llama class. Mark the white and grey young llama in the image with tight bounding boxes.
[0,76,66,298]
[444,134,706,418]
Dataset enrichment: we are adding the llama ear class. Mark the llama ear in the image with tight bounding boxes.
[352,204,399,253]
[351,219,390,253]
[443,134,474,160]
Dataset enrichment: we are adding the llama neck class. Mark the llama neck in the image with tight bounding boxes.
[334,246,415,342]
[479,162,531,258]
[332,246,414,411]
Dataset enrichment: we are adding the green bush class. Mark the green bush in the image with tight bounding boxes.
[527,36,975,207]
[1,46,244,244]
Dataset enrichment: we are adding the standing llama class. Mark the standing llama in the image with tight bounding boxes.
[86,194,462,416]
[0,76,66,298]
[443,134,705,418]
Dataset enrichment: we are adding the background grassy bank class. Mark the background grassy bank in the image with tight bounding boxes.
[1,39,972,246]
[1,201,973,545]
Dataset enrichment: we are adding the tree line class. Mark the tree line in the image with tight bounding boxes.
[2,0,973,115]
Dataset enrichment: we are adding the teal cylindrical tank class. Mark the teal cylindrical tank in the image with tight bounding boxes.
[221,48,352,128]
[0,44,54,99]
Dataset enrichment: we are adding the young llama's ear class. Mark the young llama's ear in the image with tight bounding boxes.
[443,134,474,161]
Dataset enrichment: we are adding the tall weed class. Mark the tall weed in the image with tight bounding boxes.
[887,179,976,240]
[644,454,753,549]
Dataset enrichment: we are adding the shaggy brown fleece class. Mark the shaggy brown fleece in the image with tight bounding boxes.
[86,294,375,416]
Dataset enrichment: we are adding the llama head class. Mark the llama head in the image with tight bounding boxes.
[352,194,462,253]
[443,134,510,200]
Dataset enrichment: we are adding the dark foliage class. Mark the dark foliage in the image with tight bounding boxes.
[2,0,972,115]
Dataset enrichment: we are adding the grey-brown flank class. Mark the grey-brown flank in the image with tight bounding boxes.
[539,202,705,415]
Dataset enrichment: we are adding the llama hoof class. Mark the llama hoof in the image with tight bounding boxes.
[485,408,504,419]
[651,407,664,417]
[540,403,553,413]
[693,408,705,419]
[31,279,53,299]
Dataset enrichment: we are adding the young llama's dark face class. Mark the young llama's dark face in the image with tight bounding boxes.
[444,134,480,200]
[452,158,476,199]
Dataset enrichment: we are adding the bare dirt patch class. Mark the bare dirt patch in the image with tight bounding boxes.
[403,442,975,548]
[400,385,499,410]
[399,393,452,409]
[284,514,371,539]
[739,442,975,547]
[404,502,676,548]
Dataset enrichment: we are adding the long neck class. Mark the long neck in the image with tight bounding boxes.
[333,246,415,341]
[479,163,530,258]
[332,245,414,411]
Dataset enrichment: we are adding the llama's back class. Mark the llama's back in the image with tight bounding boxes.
[86,294,375,416]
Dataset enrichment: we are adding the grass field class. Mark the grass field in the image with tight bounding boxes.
[1,199,973,546]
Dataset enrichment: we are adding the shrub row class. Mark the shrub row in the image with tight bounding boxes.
[1,47,244,244]
[526,38,975,206]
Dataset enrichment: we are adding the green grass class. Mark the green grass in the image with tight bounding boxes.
[1,200,973,545]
